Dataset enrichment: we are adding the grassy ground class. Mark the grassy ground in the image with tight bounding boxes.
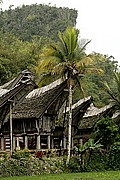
[0,171,120,180]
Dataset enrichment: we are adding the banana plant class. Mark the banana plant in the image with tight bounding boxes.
[74,138,103,165]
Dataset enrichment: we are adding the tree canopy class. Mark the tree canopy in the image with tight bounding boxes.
[0,4,77,42]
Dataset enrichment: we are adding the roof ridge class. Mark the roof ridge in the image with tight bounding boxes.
[26,78,64,98]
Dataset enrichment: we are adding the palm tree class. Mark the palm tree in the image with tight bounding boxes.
[36,26,99,164]
[104,72,120,111]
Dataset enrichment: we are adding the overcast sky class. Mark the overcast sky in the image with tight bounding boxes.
[1,0,120,65]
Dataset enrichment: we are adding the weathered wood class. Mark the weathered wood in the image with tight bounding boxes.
[16,137,20,150]
[10,102,13,156]
[63,136,66,149]
[13,136,16,151]
[0,137,4,150]
[47,135,50,149]
[25,135,28,149]
[36,135,41,150]
[79,138,83,147]
[51,137,54,149]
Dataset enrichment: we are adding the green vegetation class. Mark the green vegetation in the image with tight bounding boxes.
[104,71,120,110]
[0,171,120,180]
[94,117,120,150]
[0,32,44,84]
[0,3,119,108]
[81,53,119,106]
[0,147,120,177]
[36,26,103,164]
[0,4,77,42]
[0,3,120,179]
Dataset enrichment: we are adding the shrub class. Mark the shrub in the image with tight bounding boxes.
[12,149,31,159]
[67,156,81,172]
[0,156,64,177]
[108,142,120,170]
[0,152,10,160]
[84,150,109,172]
[35,151,43,159]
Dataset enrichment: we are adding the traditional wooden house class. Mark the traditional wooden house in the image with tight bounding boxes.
[0,77,69,152]
[0,70,37,151]
[54,96,93,149]
[75,103,116,144]
[1,70,117,152]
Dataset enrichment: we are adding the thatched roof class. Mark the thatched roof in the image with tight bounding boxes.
[83,103,113,118]
[71,96,93,126]
[0,70,37,124]
[79,103,115,129]
[0,88,9,98]
[0,70,37,107]
[26,78,63,99]
[13,78,68,119]
[112,111,120,119]
[0,70,34,90]
[112,111,120,125]
[62,96,92,136]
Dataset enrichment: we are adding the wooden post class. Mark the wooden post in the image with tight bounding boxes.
[10,102,13,156]
[1,137,4,151]
[13,136,16,151]
[16,137,20,150]
[71,137,74,148]
[63,136,66,149]
[79,138,83,147]
[36,135,41,150]
[47,135,50,150]
[25,135,28,149]
[51,137,54,149]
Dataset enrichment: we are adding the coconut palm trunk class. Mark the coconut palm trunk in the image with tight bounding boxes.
[66,78,73,165]
[36,26,95,164]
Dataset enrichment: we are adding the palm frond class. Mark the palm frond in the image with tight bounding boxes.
[84,67,104,75]
[58,31,68,56]
[41,44,63,61]
[64,27,78,56]
[76,56,93,68]
[113,72,120,94]
[53,62,68,76]
[75,76,85,97]
[104,77,120,107]
[58,27,78,59]
[79,40,91,53]
[104,81,112,93]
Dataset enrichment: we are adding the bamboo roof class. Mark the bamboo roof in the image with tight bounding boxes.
[65,96,92,113]
[13,78,68,119]
[79,103,115,129]
[0,88,9,98]
[26,78,63,99]
[0,70,37,124]
[83,103,113,118]
[112,111,120,124]
[112,111,120,119]
[62,96,93,136]
[72,97,93,126]
[0,70,37,108]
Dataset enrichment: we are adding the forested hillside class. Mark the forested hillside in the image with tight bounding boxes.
[0,4,77,41]
[0,3,77,84]
[0,3,119,107]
